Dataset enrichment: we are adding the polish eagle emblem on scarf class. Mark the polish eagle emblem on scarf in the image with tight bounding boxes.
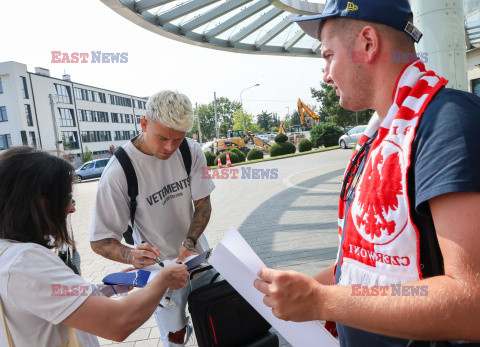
[350,142,408,245]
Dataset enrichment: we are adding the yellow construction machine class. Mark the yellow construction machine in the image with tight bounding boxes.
[297,98,321,129]
[213,130,271,155]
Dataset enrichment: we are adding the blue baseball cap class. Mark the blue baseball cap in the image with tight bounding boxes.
[292,0,422,43]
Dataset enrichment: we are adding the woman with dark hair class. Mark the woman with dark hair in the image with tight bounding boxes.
[0,147,189,346]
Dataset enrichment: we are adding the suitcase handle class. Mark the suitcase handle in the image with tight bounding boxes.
[188,265,215,291]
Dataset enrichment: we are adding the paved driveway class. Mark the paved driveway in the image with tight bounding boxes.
[71,148,353,346]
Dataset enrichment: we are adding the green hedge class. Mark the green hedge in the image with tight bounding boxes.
[270,142,296,157]
[214,151,239,166]
[274,133,288,143]
[229,147,246,162]
[247,148,264,161]
[310,123,344,148]
[205,151,216,166]
[298,138,313,152]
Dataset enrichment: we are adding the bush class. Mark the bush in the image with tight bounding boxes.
[214,151,239,166]
[270,142,296,157]
[229,147,246,162]
[204,151,216,166]
[298,138,313,152]
[310,123,344,148]
[82,146,93,163]
[247,149,264,161]
[274,133,288,143]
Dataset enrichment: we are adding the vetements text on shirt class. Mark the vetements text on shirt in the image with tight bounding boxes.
[146,177,191,206]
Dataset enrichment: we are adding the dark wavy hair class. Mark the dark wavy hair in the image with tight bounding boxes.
[0,147,75,248]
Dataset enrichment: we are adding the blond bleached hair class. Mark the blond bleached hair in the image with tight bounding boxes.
[146,90,194,132]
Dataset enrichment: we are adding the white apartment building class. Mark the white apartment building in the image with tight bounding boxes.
[0,61,147,166]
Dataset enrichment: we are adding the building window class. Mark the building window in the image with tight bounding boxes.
[81,131,112,143]
[29,131,37,148]
[25,105,33,126]
[135,100,146,109]
[114,130,136,141]
[111,113,133,123]
[0,134,12,150]
[0,107,7,122]
[472,78,480,98]
[55,84,72,104]
[109,94,132,107]
[21,76,29,99]
[62,131,79,150]
[74,87,106,103]
[0,78,3,94]
[78,110,109,122]
[58,108,76,127]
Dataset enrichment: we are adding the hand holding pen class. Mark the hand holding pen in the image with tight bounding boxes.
[130,242,160,269]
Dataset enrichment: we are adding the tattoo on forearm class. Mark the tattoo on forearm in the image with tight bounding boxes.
[188,196,212,240]
[91,238,133,264]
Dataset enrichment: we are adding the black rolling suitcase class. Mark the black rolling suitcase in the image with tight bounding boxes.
[188,266,279,347]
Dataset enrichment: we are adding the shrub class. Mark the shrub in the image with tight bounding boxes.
[247,149,264,161]
[310,123,344,148]
[204,151,216,166]
[270,142,296,157]
[214,151,239,166]
[229,147,246,162]
[274,133,288,143]
[298,138,313,152]
[82,146,93,163]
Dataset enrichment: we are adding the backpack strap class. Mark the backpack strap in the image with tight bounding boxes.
[113,140,191,244]
[179,138,192,177]
[114,147,138,229]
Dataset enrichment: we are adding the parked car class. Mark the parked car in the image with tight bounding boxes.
[338,125,367,149]
[75,158,110,182]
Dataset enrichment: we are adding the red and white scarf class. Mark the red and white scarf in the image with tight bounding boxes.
[336,60,448,287]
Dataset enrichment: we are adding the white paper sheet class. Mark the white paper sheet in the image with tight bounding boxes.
[209,227,339,347]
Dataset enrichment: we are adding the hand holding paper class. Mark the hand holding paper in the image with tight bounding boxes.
[209,227,339,347]
[255,268,326,322]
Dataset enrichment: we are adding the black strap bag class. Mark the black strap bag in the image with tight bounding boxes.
[188,266,279,347]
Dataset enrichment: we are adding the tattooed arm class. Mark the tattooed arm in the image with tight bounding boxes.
[90,238,159,269]
[177,195,212,262]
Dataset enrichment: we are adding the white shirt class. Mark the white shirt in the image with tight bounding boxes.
[0,240,99,347]
[90,138,215,260]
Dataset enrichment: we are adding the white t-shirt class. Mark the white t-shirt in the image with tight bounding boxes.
[0,240,99,347]
[90,138,215,260]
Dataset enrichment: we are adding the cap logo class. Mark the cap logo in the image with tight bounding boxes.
[404,21,423,43]
[346,2,358,11]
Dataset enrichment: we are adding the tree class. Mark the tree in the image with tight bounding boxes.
[311,81,374,130]
[233,109,261,133]
[190,97,242,140]
[82,146,93,163]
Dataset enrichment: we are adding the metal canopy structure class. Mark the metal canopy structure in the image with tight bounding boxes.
[101,0,325,57]
[101,0,480,57]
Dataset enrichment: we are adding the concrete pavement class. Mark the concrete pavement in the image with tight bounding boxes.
[70,148,353,346]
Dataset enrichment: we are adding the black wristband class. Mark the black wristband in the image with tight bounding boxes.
[185,236,197,246]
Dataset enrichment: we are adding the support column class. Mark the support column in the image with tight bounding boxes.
[410,0,468,91]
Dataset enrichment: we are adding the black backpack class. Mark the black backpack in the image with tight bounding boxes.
[113,138,192,245]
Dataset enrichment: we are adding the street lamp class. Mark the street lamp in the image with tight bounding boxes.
[240,83,260,134]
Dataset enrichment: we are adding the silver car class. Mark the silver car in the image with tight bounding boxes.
[75,158,110,182]
[339,125,367,149]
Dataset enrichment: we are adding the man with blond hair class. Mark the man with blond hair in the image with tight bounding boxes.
[254,0,480,345]
[90,90,215,346]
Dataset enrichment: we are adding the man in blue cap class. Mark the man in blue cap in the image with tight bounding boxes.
[254,0,480,345]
